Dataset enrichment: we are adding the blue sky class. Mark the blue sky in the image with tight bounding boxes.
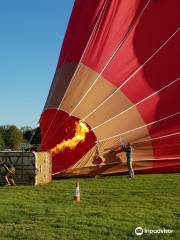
[0,0,74,128]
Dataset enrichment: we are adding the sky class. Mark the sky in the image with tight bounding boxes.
[0,0,74,128]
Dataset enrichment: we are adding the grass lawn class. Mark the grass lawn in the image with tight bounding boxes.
[0,173,179,240]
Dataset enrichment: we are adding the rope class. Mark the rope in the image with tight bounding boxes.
[92,77,180,130]
[97,112,180,143]
[132,132,180,144]
[59,0,110,109]
[52,155,180,175]
[134,157,180,161]
[41,0,151,147]
[83,28,180,121]
[27,129,36,145]
[41,0,110,146]
[70,0,151,116]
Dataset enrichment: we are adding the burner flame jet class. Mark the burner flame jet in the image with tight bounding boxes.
[50,120,89,155]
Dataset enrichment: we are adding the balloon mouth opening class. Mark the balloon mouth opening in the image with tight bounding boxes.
[50,119,90,155]
[40,109,97,174]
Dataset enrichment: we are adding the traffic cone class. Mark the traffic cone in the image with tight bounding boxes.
[73,181,80,202]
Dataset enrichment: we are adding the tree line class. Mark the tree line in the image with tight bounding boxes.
[0,125,41,151]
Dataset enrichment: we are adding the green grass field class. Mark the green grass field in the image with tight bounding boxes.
[0,173,179,240]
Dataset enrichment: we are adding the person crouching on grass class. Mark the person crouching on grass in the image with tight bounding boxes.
[0,161,16,186]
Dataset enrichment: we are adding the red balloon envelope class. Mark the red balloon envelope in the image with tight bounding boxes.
[40,0,180,177]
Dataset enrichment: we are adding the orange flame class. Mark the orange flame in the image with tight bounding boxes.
[50,120,89,155]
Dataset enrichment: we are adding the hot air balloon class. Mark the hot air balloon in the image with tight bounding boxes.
[40,0,180,177]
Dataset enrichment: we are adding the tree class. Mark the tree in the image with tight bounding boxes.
[21,126,32,134]
[20,126,41,151]
[31,127,41,145]
[22,126,41,145]
[0,130,4,150]
[21,127,33,143]
[0,125,41,151]
[3,125,23,150]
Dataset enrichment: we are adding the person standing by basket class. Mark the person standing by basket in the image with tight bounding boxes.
[121,142,134,178]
